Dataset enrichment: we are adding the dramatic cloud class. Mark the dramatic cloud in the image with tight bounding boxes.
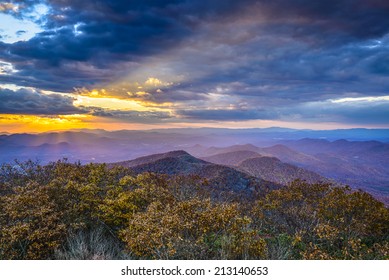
[294,97,389,125]
[0,88,86,115]
[1,0,389,128]
[89,107,172,123]
[176,109,276,121]
[175,96,389,126]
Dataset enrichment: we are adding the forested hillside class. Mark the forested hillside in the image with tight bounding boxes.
[0,160,387,260]
[202,151,327,185]
[110,150,278,193]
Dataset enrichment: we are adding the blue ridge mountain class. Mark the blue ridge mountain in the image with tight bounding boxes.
[110,150,279,193]
[202,150,327,185]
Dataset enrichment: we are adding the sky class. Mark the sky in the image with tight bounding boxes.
[0,0,389,133]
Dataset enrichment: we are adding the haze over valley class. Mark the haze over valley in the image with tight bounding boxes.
[1,127,388,204]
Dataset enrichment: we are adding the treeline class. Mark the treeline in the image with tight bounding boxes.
[0,160,388,260]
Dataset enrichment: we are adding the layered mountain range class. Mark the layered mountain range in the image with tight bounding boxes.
[1,128,388,204]
[110,150,279,194]
[201,150,327,185]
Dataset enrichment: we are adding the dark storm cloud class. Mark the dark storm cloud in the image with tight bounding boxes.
[0,88,86,115]
[176,108,276,121]
[0,0,251,91]
[2,0,389,86]
[89,107,172,123]
[176,98,389,126]
[264,0,389,40]
[336,102,389,125]
[1,0,389,126]
[286,99,389,125]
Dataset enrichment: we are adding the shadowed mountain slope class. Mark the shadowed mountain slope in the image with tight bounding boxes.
[111,150,278,193]
[202,150,327,186]
[237,156,327,186]
[197,142,389,204]
[201,150,262,166]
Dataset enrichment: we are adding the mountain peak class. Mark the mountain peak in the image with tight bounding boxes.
[163,150,191,157]
[111,150,197,168]
[201,150,262,166]
[238,156,326,185]
[110,150,277,193]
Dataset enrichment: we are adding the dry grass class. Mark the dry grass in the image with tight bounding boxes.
[54,227,131,260]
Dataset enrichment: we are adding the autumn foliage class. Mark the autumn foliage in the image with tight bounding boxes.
[0,160,387,259]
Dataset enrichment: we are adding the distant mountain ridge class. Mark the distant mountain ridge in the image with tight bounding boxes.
[237,156,327,185]
[114,150,196,168]
[202,150,327,185]
[197,142,389,204]
[110,150,278,193]
[201,150,261,166]
[1,129,388,204]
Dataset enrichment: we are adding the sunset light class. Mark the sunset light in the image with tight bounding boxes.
[0,1,389,268]
[1,1,387,132]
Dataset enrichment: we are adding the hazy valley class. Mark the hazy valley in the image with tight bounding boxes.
[1,128,388,204]
[1,127,389,260]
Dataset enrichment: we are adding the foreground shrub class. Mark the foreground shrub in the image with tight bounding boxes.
[120,199,267,259]
[0,161,387,260]
[255,180,389,259]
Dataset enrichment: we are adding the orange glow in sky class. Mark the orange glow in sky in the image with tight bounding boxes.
[1,112,375,134]
[0,114,91,133]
